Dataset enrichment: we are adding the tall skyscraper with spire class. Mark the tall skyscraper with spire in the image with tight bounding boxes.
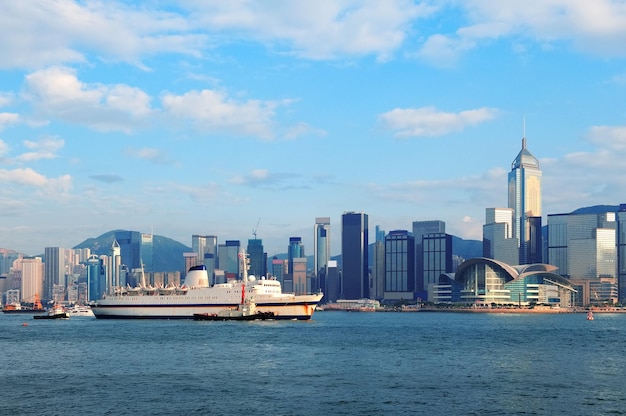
[508,137,542,264]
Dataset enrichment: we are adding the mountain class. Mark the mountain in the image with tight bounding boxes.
[451,236,482,260]
[73,230,191,272]
[570,205,620,215]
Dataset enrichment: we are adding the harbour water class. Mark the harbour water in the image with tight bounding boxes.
[1,311,625,415]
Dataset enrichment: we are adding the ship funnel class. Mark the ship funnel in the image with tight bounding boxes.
[184,265,210,288]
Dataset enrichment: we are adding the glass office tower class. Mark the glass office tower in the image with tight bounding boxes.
[341,212,369,299]
[508,137,542,264]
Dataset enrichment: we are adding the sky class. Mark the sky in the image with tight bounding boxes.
[2,0,626,257]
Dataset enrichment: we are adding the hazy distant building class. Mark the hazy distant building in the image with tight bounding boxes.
[271,257,286,285]
[508,137,542,264]
[293,257,307,295]
[44,247,65,301]
[141,233,153,272]
[547,211,618,305]
[219,240,241,279]
[314,217,331,293]
[18,257,44,304]
[413,220,446,299]
[371,238,385,300]
[617,204,626,303]
[86,254,105,301]
[483,208,519,265]
[324,260,341,303]
[288,237,305,275]
[109,240,121,293]
[341,212,369,299]
[384,230,415,301]
[247,239,267,278]
[423,233,453,301]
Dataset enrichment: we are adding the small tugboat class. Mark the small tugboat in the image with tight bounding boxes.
[34,304,70,320]
[193,285,275,321]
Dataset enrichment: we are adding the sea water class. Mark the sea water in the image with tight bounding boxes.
[1,311,625,416]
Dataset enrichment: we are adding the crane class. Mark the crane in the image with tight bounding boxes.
[252,217,261,239]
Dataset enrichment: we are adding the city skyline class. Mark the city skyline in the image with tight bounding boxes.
[2,2,626,257]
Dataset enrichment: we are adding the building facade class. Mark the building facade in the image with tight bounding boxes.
[247,238,267,278]
[341,212,369,299]
[384,230,415,301]
[413,220,446,299]
[483,208,519,265]
[508,137,542,264]
[314,217,331,293]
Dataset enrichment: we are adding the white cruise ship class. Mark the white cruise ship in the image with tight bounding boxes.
[90,265,323,320]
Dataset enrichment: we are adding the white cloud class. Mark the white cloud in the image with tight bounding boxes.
[587,126,626,150]
[24,66,153,132]
[0,1,205,69]
[162,89,281,139]
[379,106,499,138]
[416,0,626,64]
[0,113,19,131]
[0,139,9,157]
[0,167,72,195]
[17,136,65,162]
[185,0,436,60]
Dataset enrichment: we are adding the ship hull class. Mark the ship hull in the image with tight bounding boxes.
[91,294,322,320]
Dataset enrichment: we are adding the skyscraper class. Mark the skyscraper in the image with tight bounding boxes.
[314,217,331,293]
[412,220,446,298]
[218,240,240,279]
[287,237,305,275]
[44,247,65,301]
[114,231,141,270]
[247,238,267,278]
[384,230,415,301]
[483,208,519,265]
[618,204,626,303]
[341,212,369,299]
[508,137,542,264]
[423,233,453,300]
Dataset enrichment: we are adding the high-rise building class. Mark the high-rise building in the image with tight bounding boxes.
[19,257,44,304]
[617,204,626,303]
[314,217,331,293]
[218,240,241,279]
[483,208,519,265]
[44,247,65,301]
[141,233,153,272]
[413,220,446,298]
[547,211,618,305]
[384,230,415,301]
[287,237,305,275]
[114,231,140,270]
[292,257,307,295]
[341,212,369,299]
[86,254,105,301]
[247,239,267,278]
[508,137,542,264]
[371,238,385,300]
[109,240,121,293]
[423,233,453,301]
[192,235,207,265]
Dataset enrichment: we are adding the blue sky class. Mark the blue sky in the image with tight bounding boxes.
[2,1,626,256]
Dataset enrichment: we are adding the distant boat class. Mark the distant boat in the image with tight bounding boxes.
[67,305,95,318]
[587,311,594,320]
[2,294,45,314]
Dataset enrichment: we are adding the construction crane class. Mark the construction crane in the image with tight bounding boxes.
[252,217,261,239]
